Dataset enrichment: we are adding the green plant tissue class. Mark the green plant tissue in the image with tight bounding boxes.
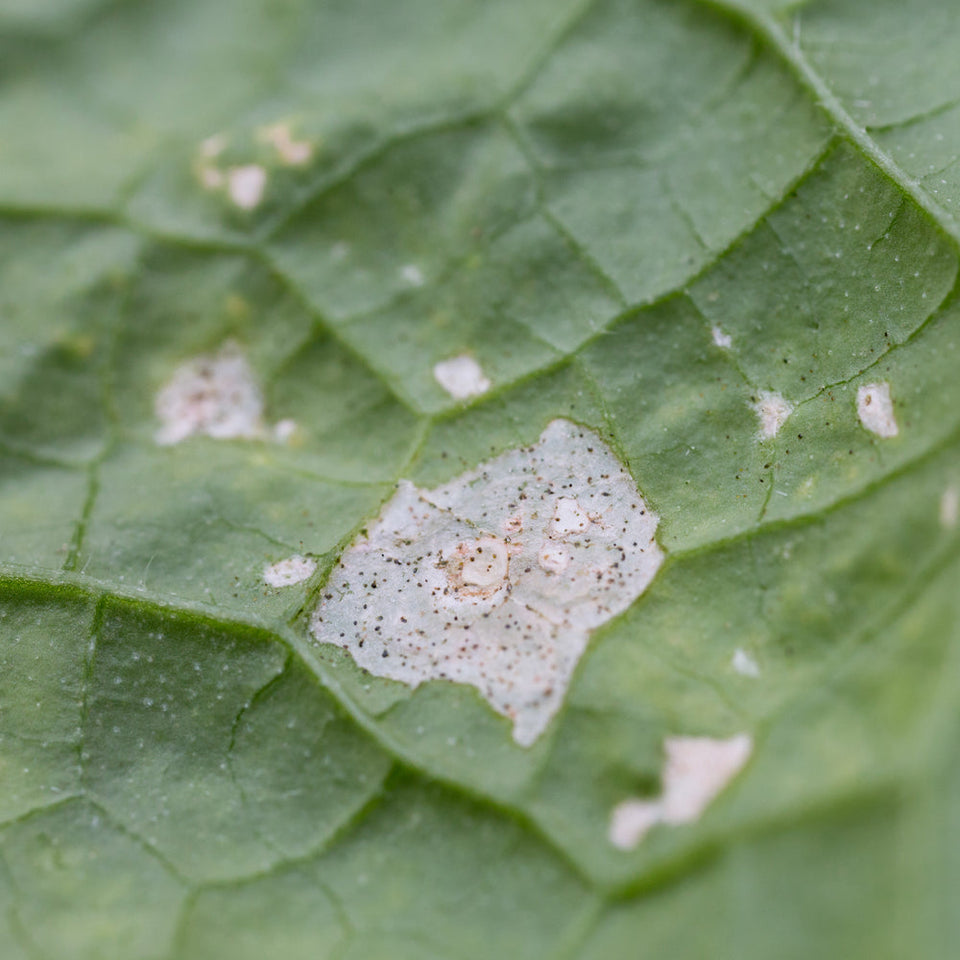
[1,0,959,957]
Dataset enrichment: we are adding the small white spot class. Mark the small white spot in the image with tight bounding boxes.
[264,555,317,588]
[608,800,662,850]
[227,164,267,210]
[856,382,898,438]
[711,325,733,349]
[310,419,664,746]
[752,390,793,440]
[732,648,760,678]
[400,264,425,287]
[433,354,491,400]
[538,543,572,575]
[273,418,299,444]
[940,485,959,530]
[154,342,265,445]
[257,122,313,166]
[552,497,592,536]
[658,734,753,823]
[609,734,752,850]
[503,514,524,535]
[452,536,511,595]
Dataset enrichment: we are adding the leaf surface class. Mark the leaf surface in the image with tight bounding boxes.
[2,0,960,956]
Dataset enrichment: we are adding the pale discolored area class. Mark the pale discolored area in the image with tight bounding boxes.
[154,341,265,445]
[263,555,317,588]
[272,418,299,443]
[609,734,753,850]
[311,419,663,746]
[227,165,267,210]
[711,325,733,349]
[194,135,227,190]
[192,139,270,210]
[940,485,959,530]
[257,122,313,167]
[432,354,491,400]
[400,263,426,287]
[856,382,899,438]
[751,390,793,440]
[732,648,760,678]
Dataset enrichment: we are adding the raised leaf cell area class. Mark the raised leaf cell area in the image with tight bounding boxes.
[311,419,663,746]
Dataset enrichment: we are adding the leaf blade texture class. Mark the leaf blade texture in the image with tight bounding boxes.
[1,0,960,957]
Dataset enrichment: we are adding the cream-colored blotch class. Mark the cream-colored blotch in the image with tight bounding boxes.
[310,419,664,746]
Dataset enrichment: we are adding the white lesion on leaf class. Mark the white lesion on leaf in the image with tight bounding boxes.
[154,342,296,447]
[256,122,313,167]
[433,354,491,400]
[443,535,513,599]
[310,419,664,746]
[154,341,266,445]
[194,134,227,189]
[711,325,733,349]
[400,264,426,287]
[194,135,268,210]
[731,647,760,677]
[263,555,317,588]
[227,164,268,211]
[551,496,592,536]
[538,542,572,575]
[193,119,314,209]
[272,418,300,444]
[751,390,793,440]
[856,381,898,438]
[609,733,753,850]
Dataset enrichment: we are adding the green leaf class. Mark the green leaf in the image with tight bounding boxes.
[2,0,960,956]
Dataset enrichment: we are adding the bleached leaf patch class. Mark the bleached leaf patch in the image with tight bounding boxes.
[154,343,304,448]
[609,734,752,850]
[195,134,227,189]
[711,325,733,349]
[257,122,313,166]
[856,382,898,438]
[732,647,760,677]
[227,164,267,210]
[400,264,425,287]
[264,555,317,588]
[751,390,793,440]
[608,801,661,850]
[154,342,265,445]
[273,418,299,444]
[433,354,491,400]
[310,419,664,746]
[196,128,305,208]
